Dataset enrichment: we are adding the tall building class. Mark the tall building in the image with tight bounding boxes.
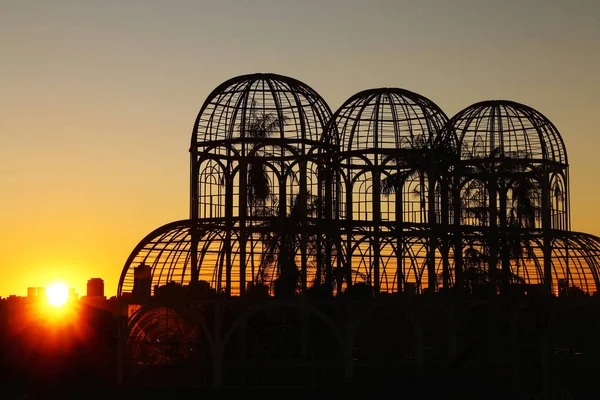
[132,263,152,299]
[87,278,105,298]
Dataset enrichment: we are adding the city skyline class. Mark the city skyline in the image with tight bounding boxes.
[3,276,106,300]
[2,0,599,298]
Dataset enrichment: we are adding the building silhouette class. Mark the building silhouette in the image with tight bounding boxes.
[131,263,151,300]
[86,278,104,298]
[114,73,600,391]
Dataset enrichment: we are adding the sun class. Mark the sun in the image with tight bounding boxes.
[46,282,69,307]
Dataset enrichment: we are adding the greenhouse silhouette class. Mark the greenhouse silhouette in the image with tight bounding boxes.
[116,73,600,390]
[118,73,599,298]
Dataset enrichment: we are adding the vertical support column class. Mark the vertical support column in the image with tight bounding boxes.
[223,163,233,295]
[542,169,552,294]
[373,169,381,293]
[239,160,247,296]
[427,168,438,292]
[395,175,404,293]
[190,151,199,285]
[238,98,250,295]
[499,185,510,291]
[488,167,498,294]
[487,108,498,294]
[300,159,308,293]
[453,168,464,292]
[441,176,451,290]
[278,166,288,293]
[345,174,354,288]
[372,99,381,294]
[332,156,343,294]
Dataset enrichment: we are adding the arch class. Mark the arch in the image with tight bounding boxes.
[222,300,346,356]
[192,73,333,145]
[118,220,193,297]
[125,306,208,365]
[448,100,567,164]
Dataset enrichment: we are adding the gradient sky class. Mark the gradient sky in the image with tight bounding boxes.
[1,0,599,298]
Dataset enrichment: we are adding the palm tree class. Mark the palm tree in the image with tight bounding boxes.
[381,158,417,293]
[381,135,433,293]
[462,245,489,294]
[381,134,457,293]
[255,191,326,297]
[462,242,527,295]
[460,147,503,293]
[244,102,287,209]
[500,158,543,289]
[461,148,542,293]
[241,103,287,288]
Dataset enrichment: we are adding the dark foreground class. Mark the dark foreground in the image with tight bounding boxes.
[2,295,600,399]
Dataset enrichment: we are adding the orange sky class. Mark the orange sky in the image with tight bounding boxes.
[1,0,599,298]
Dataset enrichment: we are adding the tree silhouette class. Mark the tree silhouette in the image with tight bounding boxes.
[461,148,541,292]
[244,102,287,208]
[501,157,543,289]
[255,191,326,297]
[242,103,288,284]
[381,134,457,292]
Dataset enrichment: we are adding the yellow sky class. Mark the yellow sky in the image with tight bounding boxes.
[1,0,599,297]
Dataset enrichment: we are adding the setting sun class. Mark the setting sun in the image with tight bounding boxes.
[46,282,69,307]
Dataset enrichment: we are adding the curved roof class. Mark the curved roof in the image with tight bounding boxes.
[116,222,600,296]
[332,88,449,154]
[447,100,567,164]
[118,220,193,297]
[192,73,333,146]
[117,219,275,297]
[544,231,600,294]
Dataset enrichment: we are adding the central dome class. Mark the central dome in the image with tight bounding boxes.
[192,73,333,146]
[333,88,448,153]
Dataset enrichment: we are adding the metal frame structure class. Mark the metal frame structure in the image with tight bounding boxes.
[115,73,600,389]
[331,88,452,294]
[118,74,600,299]
[447,100,584,295]
[188,73,336,297]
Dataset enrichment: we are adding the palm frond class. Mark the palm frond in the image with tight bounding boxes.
[381,173,405,195]
[244,101,288,139]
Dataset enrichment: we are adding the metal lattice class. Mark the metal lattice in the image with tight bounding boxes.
[117,74,600,299]
[332,88,451,293]
[190,73,335,296]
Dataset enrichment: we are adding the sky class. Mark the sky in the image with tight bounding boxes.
[1,0,599,298]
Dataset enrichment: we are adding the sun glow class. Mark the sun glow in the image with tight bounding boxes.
[46,282,69,307]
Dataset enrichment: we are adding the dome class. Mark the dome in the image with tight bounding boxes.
[333,88,448,153]
[117,219,333,297]
[448,100,567,164]
[118,220,193,297]
[117,220,237,296]
[466,230,600,295]
[551,232,600,294]
[192,73,333,146]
